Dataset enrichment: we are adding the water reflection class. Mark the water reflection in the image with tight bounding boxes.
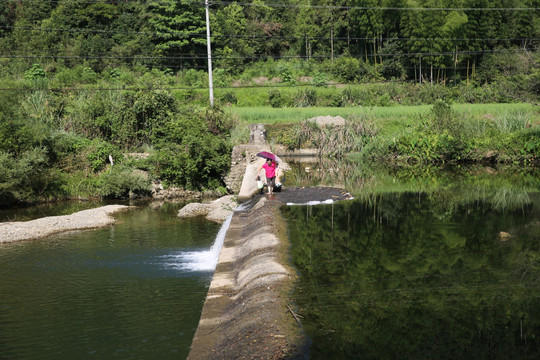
[284,170,540,359]
[283,157,540,211]
[0,203,220,360]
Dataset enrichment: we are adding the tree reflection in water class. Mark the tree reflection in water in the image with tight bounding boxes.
[284,169,540,360]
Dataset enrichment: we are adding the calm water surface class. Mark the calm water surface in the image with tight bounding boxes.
[0,202,221,360]
[284,163,540,359]
[2,162,539,360]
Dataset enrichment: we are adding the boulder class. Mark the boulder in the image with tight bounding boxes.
[307,115,346,127]
[178,195,238,223]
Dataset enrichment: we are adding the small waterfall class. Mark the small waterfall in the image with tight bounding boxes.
[165,214,233,272]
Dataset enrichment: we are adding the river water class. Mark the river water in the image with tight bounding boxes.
[1,162,539,359]
[0,202,223,360]
[283,162,540,359]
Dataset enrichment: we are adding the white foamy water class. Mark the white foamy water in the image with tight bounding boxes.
[163,214,233,272]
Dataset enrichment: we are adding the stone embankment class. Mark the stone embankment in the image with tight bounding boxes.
[0,205,133,243]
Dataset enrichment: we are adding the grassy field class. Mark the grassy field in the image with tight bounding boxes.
[227,103,537,125]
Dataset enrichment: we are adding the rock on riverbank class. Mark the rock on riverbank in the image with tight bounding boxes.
[177,195,238,223]
[0,205,134,243]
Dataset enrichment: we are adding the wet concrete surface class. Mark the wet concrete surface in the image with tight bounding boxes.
[256,186,352,205]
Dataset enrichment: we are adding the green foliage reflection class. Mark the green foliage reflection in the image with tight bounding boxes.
[285,191,540,359]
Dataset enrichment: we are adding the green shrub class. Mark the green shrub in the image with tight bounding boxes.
[24,64,46,80]
[518,129,540,161]
[504,128,540,164]
[80,66,98,84]
[108,67,121,79]
[65,89,176,147]
[0,148,54,205]
[60,170,98,198]
[429,99,463,138]
[219,91,237,105]
[340,87,360,106]
[312,72,328,87]
[53,66,82,87]
[279,66,296,84]
[182,69,207,87]
[97,166,150,198]
[392,129,464,163]
[117,90,176,146]
[86,139,123,173]
[213,68,231,87]
[294,89,317,107]
[48,131,90,166]
[269,89,284,108]
[332,57,361,82]
[152,107,232,190]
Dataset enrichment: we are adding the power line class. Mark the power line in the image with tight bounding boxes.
[214,1,540,11]
[0,25,154,36]
[0,47,531,62]
[2,26,538,43]
[0,79,429,92]
[10,0,540,11]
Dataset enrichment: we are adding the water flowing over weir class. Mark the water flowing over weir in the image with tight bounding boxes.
[164,214,233,272]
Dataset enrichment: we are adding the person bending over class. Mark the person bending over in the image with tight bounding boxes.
[257,158,278,195]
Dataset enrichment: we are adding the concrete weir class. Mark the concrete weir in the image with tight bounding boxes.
[188,123,308,359]
[187,124,351,359]
[187,196,306,360]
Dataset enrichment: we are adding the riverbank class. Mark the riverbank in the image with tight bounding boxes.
[0,205,134,243]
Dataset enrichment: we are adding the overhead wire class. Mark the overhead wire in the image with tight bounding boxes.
[0,78,422,92]
[210,1,540,11]
[0,47,532,61]
[9,0,540,11]
[2,26,539,43]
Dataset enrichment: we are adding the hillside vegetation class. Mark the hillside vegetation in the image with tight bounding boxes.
[0,1,539,206]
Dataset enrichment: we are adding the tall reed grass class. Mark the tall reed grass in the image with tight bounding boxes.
[494,110,531,133]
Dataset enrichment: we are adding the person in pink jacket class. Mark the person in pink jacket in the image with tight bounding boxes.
[257,158,278,195]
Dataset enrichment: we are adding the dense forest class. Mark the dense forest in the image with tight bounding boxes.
[0,0,539,206]
[1,0,539,84]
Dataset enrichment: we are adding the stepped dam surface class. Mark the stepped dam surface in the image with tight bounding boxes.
[188,187,351,360]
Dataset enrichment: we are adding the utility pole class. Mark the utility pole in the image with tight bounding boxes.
[205,0,214,107]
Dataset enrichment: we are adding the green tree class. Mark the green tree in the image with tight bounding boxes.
[350,0,385,63]
[148,0,206,68]
[244,0,285,57]
[153,107,233,190]
[211,3,253,69]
